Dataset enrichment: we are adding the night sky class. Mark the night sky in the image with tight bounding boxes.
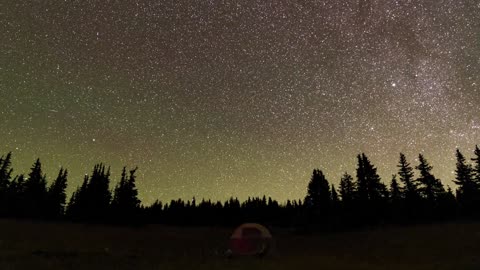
[1,1,479,204]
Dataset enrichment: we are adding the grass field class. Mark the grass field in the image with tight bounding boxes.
[0,219,479,270]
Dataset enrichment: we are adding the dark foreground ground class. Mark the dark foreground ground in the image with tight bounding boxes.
[0,219,479,270]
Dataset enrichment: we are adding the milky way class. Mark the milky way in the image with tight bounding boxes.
[1,1,479,204]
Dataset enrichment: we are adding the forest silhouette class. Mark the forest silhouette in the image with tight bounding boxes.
[0,146,479,230]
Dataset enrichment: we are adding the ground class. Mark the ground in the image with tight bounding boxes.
[0,219,479,270]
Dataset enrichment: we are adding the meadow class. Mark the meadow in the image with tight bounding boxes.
[0,219,479,270]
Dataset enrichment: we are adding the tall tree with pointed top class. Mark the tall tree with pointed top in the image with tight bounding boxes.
[85,164,112,220]
[0,152,13,215]
[23,159,48,218]
[472,145,480,186]
[389,175,402,203]
[339,172,355,204]
[305,169,331,216]
[397,153,418,202]
[47,168,68,218]
[0,152,13,192]
[112,166,141,221]
[416,154,445,204]
[357,153,388,202]
[453,149,477,213]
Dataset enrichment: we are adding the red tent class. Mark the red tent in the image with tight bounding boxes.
[229,223,273,256]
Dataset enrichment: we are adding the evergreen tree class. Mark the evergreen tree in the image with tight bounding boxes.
[415,154,445,204]
[0,152,13,192]
[389,175,402,203]
[47,168,68,218]
[305,169,331,215]
[111,166,141,221]
[355,154,388,223]
[472,145,480,186]
[85,164,112,220]
[356,154,368,203]
[339,172,355,204]
[453,149,478,213]
[67,175,89,219]
[397,153,418,202]
[0,152,13,215]
[357,154,388,202]
[23,159,48,218]
[389,175,403,221]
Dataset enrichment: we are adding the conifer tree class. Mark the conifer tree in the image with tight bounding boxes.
[339,172,355,204]
[112,166,140,221]
[357,154,388,202]
[472,145,480,185]
[415,154,445,204]
[0,152,13,215]
[389,175,402,203]
[85,164,112,220]
[305,169,331,215]
[0,152,13,192]
[397,153,418,202]
[23,159,48,218]
[47,168,68,218]
[453,149,477,213]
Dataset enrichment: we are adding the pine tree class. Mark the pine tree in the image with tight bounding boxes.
[67,175,89,219]
[416,154,445,204]
[23,159,48,218]
[0,152,13,192]
[397,153,418,202]
[390,175,402,203]
[111,166,141,221]
[356,154,368,203]
[47,168,68,218]
[305,169,331,215]
[453,149,478,213]
[0,152,13,215]
[85,164,112,220]
[339,172,355,204]
[472,145,480,186]
[358,154,388,202]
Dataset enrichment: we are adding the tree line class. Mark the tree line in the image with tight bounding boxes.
[0,146,479,229]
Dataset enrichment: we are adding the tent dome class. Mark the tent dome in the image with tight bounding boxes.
[229,223,273,256]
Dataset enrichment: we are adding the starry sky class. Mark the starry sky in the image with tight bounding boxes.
[1,0,479,205]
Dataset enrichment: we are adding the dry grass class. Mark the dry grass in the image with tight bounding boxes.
[0,219,479,269]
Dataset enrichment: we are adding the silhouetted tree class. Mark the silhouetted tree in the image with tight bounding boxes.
[389,175,403,221]
[0,152,13,192]
[357,154,388,202]
[111,166,141,222]
[397,153,419,202]
[472,145,480,186]
[23,159,48,218]
[0,152,13,215]
[305,169,331,216]
[356,154,388,223]
[47,168,68,218]
[389,175,402,203]
[453,149,478,214]
[339,172,355,204]
[416,154,445,204]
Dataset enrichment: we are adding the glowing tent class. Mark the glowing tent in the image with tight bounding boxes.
[228,223,273,256]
